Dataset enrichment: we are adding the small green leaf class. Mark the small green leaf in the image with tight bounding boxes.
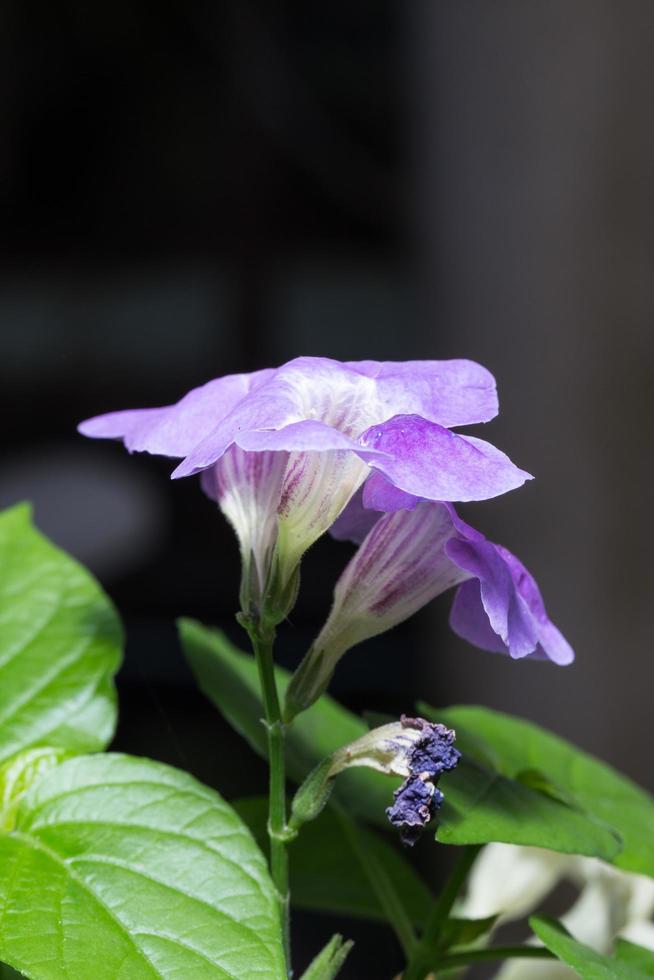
[0,504,122,761]
[235,796,433,926]
[299,934,353,980]
[439,915,498,950]
[615,940,654,975]
[530,916,653,978]
[0,747,71,830]
[426,704,654,876]
[0,754,286,979]
[290,758,334,832]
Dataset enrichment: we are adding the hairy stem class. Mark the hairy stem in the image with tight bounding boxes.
[247,621,291,973]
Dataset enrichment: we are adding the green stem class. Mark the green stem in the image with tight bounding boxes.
[334,805,417,959]
[434,946,556,970]
[247,621,291,974]
[403,845,481,980]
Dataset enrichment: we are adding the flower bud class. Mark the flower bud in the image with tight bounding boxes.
[284,503,465,718]
[201,447,288,619]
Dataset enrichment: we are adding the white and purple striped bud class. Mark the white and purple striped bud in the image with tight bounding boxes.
[284,503,467,719]
[285,491,574,719]
[202,445,368,624]
[201,447,289,619]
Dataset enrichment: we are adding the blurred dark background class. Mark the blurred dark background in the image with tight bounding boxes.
[2,1,653,975]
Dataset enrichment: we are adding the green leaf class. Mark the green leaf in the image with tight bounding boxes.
[0,754,286,979]
[235,796,432,926]
[299,934,353,980]
[425,704,654,876]
[439,915,497,950]
[433,755,620,858]
[182,621,623,859]
[530,916,654,978]
[0,747,71,830]
[289,757,334,832]
[0,504,122,761]
[615,940,654,975]
[514,768,578,807]
[179,619,391,822]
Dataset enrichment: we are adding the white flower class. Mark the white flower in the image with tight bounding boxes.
[458,843,654,979]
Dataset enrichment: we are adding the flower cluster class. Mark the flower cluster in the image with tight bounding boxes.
[79,355,573,702]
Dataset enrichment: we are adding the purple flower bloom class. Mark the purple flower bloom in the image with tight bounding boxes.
[285,489,573,718]
[79,357,530,617]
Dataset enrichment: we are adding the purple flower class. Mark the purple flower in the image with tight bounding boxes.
[79,357,530,618]
[284,487,573,719]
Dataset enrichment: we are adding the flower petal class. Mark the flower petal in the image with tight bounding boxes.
[460,844,571,921]
[234,420,375,454]
[275,449,370,582]
[172,357,504,481]
[357,415,532,503]
[316,502,467,661]
[448,540,574,664]
[362,472,421,513]
[200,447,289,611]
[620,921,654,951]
[78,370,273,458]
[345,358,499,426]
[448,579,509,653]
[329,487,380,544]
[329,474,418,546]
[170,360,378,478]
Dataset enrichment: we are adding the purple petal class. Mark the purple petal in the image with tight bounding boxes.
[446,537,539,657]
[449,579,512,654]
[317,502,468,656]
[362,472,421,513]
[534,618,576,666]
[442,502,486,543]
[170,356,502,479]
[358,415,532,503]
[346,358,499,426]
[172,420,369,479]
[170,359,381,478]
[497,546,575,665]
[330,488,381,544]
[234,420,370,454]
[78,407,168,450]
[78,370,273,458]
[447,539,574,664]
[329,472,422,545]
